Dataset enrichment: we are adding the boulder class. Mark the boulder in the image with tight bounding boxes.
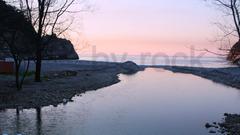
[120,61,141,74]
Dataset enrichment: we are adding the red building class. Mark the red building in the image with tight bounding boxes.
[0,61,14,74]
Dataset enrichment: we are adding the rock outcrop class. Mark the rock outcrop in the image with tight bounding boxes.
[227,41,240,63]
[119,61,142,74]
[43,35,79,60]
[0,35,79,60]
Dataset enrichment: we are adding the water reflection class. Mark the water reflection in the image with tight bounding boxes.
[1,68,240,135]
[36,108,42,135]
[16,109,20,134]
[0,107,43,135]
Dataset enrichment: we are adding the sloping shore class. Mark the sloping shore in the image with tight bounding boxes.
[149,65,240,89]
[0,60,143,109]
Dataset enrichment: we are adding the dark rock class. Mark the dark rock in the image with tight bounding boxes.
[205,123,212,129]
[208,113,240,134]
[43,35,79,60]
[209,130,216,134]
[224,113,229,116]
[220,130,225,134]
[205,123,218,129]
[120,61,141,74]
[0,34,79,60]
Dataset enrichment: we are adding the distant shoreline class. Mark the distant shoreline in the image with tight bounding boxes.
[147,65,240,90]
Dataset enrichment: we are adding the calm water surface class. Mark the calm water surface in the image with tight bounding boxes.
[1,68,240,135]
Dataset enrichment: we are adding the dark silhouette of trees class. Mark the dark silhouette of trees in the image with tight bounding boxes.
[0,0,37,90]
[11,0,78,82]
[211,0,240,38]
[206,0,240,63]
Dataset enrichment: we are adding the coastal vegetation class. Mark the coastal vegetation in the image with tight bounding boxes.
[0,0,79,89]
[0,0,37,90]
[207,0,240,64]
[11,0,78,82]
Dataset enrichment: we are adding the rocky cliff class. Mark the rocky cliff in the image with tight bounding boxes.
[0,36,79,60]
[43,35,79,60]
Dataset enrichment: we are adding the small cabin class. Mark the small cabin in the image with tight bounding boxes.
[0,58,14,74]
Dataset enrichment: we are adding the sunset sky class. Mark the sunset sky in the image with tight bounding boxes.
[73,0,233,56]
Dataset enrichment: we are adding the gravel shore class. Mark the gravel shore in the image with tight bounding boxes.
[0,60,143,109]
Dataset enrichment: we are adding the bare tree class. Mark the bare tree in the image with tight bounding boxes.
[9,0,86,81]
[0,0,37,90]
[206,0,240,38]
[206,0,240,62]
